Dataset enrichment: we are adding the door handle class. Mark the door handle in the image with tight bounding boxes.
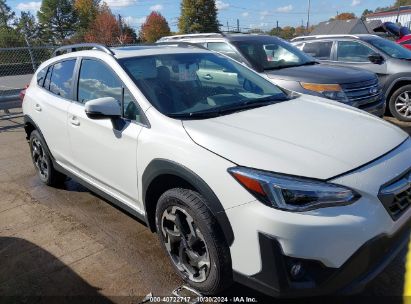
[70,116,80,126]
[34,104,42,112]
[202,74,213,80]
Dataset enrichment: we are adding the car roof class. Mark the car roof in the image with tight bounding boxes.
[50,44,211,62]
[291,34,380,42]
[111,45,210,59]
[158,33,281,43]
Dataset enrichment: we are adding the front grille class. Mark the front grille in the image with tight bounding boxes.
[391,188,411,218]
[379,170,411,221]
[341,78,382,108]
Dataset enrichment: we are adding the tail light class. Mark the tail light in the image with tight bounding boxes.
[19,84,29,102]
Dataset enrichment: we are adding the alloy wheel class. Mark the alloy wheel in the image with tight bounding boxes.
[31,138,49,180]
[395,91,411,119]
[160,205,210,283]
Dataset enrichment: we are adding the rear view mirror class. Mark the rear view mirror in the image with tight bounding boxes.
[368,53,384,64]
[85,97,121,120]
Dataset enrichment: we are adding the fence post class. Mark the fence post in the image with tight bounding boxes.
[24,34,37,72]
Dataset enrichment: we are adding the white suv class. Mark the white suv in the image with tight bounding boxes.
[23,43,411,297]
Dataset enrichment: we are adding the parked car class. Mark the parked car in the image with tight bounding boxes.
[158,33,385,117]
[23,43,411,298]
[292,34,411,121]
[373,21,411,50]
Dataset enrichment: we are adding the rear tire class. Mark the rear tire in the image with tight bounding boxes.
[155,188,232,295]
[29,130,66,186]
[389,85,411,122]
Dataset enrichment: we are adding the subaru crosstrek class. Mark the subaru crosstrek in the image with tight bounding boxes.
[23,43,411,298]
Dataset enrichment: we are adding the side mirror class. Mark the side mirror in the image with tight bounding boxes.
[368,53,384,64]
[85,97,121,120]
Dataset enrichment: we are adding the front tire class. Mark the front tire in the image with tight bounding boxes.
[155,188,232,295]
[389,85,411,122]
[29,130,66,186]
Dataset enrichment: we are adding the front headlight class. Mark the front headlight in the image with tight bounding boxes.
[300,82,349,102]
[228,167,360,211]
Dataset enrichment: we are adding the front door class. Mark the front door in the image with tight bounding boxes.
[67,58,143,210]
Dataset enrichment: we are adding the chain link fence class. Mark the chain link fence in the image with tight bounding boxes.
[0,44,55,111]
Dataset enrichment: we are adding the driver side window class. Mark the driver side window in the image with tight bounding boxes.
[78,59,142,122]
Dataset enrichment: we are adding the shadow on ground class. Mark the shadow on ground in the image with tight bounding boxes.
[0,237,114,303]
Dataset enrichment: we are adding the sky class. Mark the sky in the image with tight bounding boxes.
[6,0,396,32]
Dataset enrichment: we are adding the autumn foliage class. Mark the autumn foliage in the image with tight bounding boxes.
[140,11,171,43]
[333,12,356,20]
[84,3,133,44]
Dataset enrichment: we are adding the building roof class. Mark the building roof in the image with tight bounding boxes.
[310,19,378,35]
[366,5,411,18]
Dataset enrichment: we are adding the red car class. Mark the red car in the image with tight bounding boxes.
[374,21,411,50]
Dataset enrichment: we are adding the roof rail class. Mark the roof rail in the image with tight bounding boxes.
[155,41,208,50]
[291,34,360,41]
[158,33,224,41]
[52,43,114,57]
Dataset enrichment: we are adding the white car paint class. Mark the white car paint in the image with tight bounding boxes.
[23,45,411,294]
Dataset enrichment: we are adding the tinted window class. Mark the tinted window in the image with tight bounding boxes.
[337,41,373,62]
[44,66,53,90]
[302,41,333,60]
[49,60,76,98]
[78,59,122,103]
[37,68,47,86]
[207,42,244,62]
[231,37,315,71]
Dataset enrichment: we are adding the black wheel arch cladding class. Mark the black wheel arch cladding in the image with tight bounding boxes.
[142,158,234,246]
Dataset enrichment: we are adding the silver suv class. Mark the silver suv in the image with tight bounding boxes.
[292,34,411,121]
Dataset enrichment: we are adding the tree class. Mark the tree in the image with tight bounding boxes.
[84,3,120,44]
[140,11,170,42]
[278,26,295,39]
[331,12,356,21]
[74,0,100,31]
[395,0,411,6]
[122,23,138,43]
[178,0,219,33]
[0,0,14,28]
[38,0,78,43]
[16,11,40,43]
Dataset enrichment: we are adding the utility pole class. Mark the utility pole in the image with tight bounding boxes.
[227,21,230,32]
[396,5,401,23]
[118,14,123,36]
[306,0,311,30]
[237,19,240,32]
[277,20,279,34]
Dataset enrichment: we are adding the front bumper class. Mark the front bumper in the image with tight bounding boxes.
[357,95,386,117]
[233,221,410,298]
[226,138,411,297]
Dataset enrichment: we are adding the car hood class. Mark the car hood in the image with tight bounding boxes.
[265,64,375,84]
[183,96,408,180]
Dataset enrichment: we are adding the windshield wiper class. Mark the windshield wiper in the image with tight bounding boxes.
[168,96,286,120]
[264,61,319,70]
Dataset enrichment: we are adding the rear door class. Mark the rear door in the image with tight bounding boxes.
[66,58,144,210]
[31,59,77,165]
[298,40,335,62]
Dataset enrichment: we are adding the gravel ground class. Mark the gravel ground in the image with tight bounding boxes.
[0,108,410,303]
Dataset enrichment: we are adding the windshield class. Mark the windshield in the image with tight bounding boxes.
[120,52,289,119]
[231,37,316,71]
[365,37,411,59]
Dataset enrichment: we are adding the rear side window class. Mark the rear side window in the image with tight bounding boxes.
[302,41,333,60]
[37,68,47,86]
[207,42,244,62]
[77,59,122,103]
[49,60,76,98]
